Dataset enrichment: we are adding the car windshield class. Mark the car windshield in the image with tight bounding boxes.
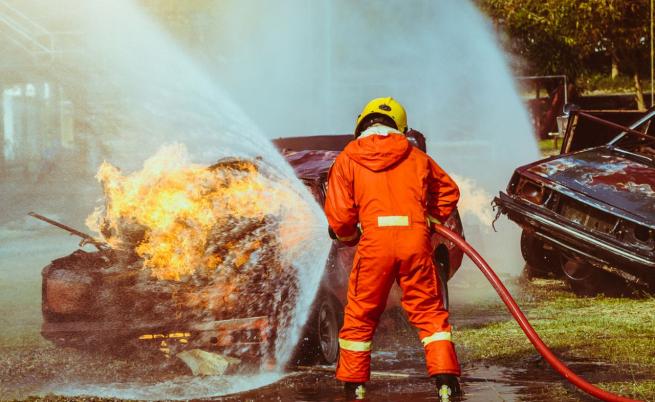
[610,111,655,162]
[614,137,655,159]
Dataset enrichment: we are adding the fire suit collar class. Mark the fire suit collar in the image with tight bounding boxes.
[345,130,411,172]
[358,124,401,138]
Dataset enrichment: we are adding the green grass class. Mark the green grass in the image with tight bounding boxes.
[538,138,560,156]
[601,380,655,401]
[455,278,655,400]
[527,380,655,402]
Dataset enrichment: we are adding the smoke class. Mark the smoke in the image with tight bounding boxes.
[452,175,496,227]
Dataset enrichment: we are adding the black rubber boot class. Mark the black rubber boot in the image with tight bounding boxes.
[433,374,461,400]
[344,382,367,400]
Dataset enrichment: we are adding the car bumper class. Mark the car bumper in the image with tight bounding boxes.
[495,192,655,281]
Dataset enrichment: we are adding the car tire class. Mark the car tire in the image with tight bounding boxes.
[291,292,342,365]
[561,258,628,297]
[315,296,341,364]
[436,258,450,311]
[521,231,560,278]
[564,269,613,297]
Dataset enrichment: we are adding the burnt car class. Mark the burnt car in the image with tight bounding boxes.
[495,108,655,295]
[38,132,464,367]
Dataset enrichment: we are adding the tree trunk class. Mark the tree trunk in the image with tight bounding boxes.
[634,72,646,110]
[611,53,620,80]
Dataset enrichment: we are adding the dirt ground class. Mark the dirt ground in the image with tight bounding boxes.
[1,217,653,401]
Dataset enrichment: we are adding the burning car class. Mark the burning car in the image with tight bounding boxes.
[38,157,299,365]
[495,108,655,295]
[37,132,464,368]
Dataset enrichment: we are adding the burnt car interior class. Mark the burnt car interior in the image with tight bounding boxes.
[561,109,647,153]
[609,115,655,162]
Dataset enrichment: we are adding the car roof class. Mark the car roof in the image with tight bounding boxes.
[273,135,352,180]
[272,134,352,152]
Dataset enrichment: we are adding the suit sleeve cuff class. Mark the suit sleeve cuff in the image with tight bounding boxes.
[427,215,443,225]
[336,229,359,242]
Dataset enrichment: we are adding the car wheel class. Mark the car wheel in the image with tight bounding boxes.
[561,258,628,297]
[316,297,340,364]
[436,258,450,311]
[521,231,560,278]
[291,292,342,366]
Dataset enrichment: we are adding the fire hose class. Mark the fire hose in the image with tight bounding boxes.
[432,224,642,402]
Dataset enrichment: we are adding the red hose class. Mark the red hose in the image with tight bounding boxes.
[433,225,642,402]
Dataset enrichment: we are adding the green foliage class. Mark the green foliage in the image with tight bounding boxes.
[580,71,640,93]
[478,0,650,80]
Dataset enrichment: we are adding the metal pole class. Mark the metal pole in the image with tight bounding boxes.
[516,75,568,112]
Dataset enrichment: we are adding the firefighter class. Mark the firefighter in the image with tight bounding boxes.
[325,97,461,400]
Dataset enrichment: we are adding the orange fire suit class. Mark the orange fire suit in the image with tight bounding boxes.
[325,128,461,383]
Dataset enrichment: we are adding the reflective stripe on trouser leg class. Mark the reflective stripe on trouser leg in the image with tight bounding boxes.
[421,331,452,346]
[339,338,372,352]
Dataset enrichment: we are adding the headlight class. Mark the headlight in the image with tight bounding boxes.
[618,221,655,250]
[515,178,548,205]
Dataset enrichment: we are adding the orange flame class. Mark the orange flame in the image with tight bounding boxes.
[86,144,314,281]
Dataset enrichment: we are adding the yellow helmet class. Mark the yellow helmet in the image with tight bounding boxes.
[354,97,407,137]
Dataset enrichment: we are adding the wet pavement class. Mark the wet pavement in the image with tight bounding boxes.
[214,354,597,402]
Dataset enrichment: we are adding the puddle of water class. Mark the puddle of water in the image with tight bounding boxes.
[215,365,557,402]
[35,373,284,401]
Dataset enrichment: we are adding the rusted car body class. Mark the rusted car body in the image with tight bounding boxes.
[495,108,655,294]
[40,132,464,366]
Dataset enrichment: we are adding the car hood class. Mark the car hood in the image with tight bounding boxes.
[526,148,655,225]
[283,149,340,180]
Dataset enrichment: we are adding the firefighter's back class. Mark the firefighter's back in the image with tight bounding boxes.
[330,134,434,267]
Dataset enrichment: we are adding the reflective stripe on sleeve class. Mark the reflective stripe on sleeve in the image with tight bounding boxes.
[421,331,452,346]
[427,215,443,225]
[377,215,410,227]
[338,338,372,352]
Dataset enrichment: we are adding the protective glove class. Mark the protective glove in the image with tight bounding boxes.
[428,216,444,234]
[328,226,361,247]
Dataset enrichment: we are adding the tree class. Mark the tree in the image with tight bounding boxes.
[479,0,650,109]
[597,1,650,109]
